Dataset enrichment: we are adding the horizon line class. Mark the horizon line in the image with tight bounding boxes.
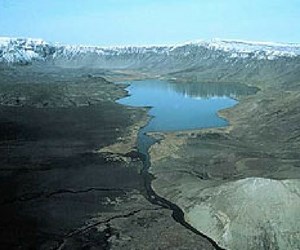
[1,36,300,49]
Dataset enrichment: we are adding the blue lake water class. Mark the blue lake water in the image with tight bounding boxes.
[118,80,240,132]
[117,79,257,161]
[116,80,258,228]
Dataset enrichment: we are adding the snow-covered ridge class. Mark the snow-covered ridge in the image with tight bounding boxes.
[0,37,53,64]
[1,36,300,64]
[203,39,300,60]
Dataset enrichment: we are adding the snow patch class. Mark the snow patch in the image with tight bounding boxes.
[1,37,300,64]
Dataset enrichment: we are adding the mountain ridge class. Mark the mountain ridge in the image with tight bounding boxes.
[1,36,300,65]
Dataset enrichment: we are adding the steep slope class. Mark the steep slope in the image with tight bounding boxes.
[1,36,300,250]
[1,37,300,69]
[185,178,299,250]
[148,87,300,250]
[1,37,300,90]
[0,37,55,64]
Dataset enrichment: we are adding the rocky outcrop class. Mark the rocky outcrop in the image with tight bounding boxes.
[1,37,300,66]
[149,88,300,250]
[183,178,300,250]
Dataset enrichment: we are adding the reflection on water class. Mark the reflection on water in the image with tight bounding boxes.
[117,79,256,156]
[118,80,258,132]
[173,82,258,99]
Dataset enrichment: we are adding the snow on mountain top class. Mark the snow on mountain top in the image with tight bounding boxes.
[171,38,300,58]
[56,38,300,59]
[0,37,51,64]
[1,36,300,64]
[206,38,300,56]
[172,38,300,49]
[1,36,300,51]
[0,36,47,46]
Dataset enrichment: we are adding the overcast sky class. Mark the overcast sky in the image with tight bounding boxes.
[0,0,299,46]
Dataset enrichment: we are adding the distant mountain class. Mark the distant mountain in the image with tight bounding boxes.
[1,37,300,90]
[0,37,55,64]
[1,37,300,66]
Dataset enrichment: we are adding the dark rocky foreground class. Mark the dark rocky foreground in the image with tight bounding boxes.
[0,66,215,250]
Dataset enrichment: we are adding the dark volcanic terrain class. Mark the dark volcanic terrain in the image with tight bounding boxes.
[0,38,299,250]
[0,66,214,249]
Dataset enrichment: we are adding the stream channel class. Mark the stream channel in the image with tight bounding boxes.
[117,79,257,249]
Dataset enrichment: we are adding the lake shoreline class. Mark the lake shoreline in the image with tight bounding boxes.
[0,66,216,249]
[148,86,300,249]
[115,79,256,250]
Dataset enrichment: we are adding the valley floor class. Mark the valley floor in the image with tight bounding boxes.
[0,64,299,250]
[0,66,215,250]
[149,83,300,249]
